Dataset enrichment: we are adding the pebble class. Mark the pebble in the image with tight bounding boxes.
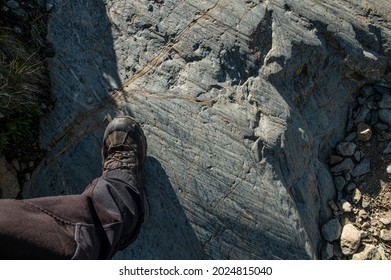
[377,93,391,109]
[340,200,353,212]
[374,84,391,95]
[383,141,391,154]
[358,209,368,219]
[328,200,339,212]
[361,85,374,97]
[353,150,361,161]
[353,107,371,125]
[367,100,377,110]
[321,243,334,260]
[334,176,346,192]
[375,122,389,131]
[378,109,391,125]
[357,123,372,141]
[330,158,354,173]
[336,142,356,156]
[340,224,361,255]
[329,154,344,165]
[344,132,357,142]
[380,217,391,225]
[321,218,342,242]
[362,197,370,208]
[380,229,391,241]
[346,182,356,192]
[352,244,383,260]
[351,158,370,177]
[352,188,362,204]
[386,164,391,174]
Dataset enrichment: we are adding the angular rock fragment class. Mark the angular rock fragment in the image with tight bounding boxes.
[321,219,342,242]
[380,229,391,242]
[340,224,361,255]
[321,243,334,260]
[352,244,383,260]
[352,188,362,204]
[351,158,370,177]
[340,200,353,213]
[330,158,354,173]
[383,141,391,154]
[378,109,391,126]
[333,176,346,192]
[336,142,356,156]
[378,94,391,109]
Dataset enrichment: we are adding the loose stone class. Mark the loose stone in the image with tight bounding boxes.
[380,229,391,241]
[321,218,342,242]
[340,200,353,213]
[374,84,391,95]
[375,122,389,131]
[329,154,344,165]
[360,85,374,97]
[344,132,357,142]
[353,150,361,162]
[377,93,391,109]
[334,176,346,192]
[321,243,334,260]
[336,142,356,156]
[380,217,391,225]
[386,164,391,174]
[352,244,383,260]
[353,108,371,125]
[340,224,361,255]
[346,182,356,192]
[357,123,372,141]
[358,209,368,219]
[362,197,370,208]
[330,158,355,173]
[328,200,339,212]
[383,141,391,154]
[352,188,362,204]
[378,109,391,126]
[351,158,370,177]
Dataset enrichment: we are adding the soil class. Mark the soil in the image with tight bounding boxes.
[340,130,391,259]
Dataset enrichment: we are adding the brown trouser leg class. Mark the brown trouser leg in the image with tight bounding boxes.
[0,170,145,259]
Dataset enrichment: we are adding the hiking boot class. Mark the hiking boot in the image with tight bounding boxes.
[102,116,146,177]
[101,116,149,219]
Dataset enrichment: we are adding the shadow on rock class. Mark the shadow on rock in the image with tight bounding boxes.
[113,156,203,259]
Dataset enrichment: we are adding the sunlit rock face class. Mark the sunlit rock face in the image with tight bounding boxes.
[24,0,391,259]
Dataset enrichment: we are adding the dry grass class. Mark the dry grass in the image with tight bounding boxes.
[0,8,50,159]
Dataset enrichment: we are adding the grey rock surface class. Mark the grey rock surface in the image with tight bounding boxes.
[22,0,391,259]
[0,156,20,199]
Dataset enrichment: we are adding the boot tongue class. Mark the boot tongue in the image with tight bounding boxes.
[107,130,128,146]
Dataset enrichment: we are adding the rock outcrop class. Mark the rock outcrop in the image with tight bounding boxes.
[23,0,391,259]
